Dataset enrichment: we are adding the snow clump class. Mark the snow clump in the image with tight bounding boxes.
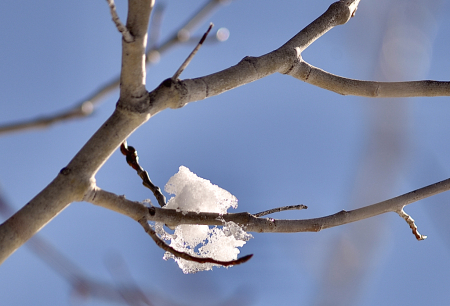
[156,166,252,274]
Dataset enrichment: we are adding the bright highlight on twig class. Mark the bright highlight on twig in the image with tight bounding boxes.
[106,0,134,43]
[172,23,214,80]
[397,208,427,241]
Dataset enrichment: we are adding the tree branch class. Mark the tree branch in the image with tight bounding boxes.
[119,0,154,101]
[88,176,450,240]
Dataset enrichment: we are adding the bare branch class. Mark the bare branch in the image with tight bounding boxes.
[88,188,254,267]
[289,59,450,97]
[0,190,158,305]
[152,0,447,110]
[138,218,253,267]
[155,1,364,110]
[119,0,154,101]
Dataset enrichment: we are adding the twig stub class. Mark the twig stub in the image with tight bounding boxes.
[172,23,214,80]
[120,141,166,207]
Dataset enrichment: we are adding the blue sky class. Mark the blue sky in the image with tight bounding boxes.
[1,0,450,305]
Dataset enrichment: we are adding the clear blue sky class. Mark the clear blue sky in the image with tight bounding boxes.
[1,0,450,305]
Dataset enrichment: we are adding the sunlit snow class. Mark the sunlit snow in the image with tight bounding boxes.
[156,166,252,274]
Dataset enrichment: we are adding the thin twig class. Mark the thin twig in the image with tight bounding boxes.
[253,205,308,217]
[120,141,166,207]
[106,0,134,43]
[138,218,253,267]
[172,23,213,80]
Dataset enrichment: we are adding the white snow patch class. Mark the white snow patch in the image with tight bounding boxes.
[158,166,252,274]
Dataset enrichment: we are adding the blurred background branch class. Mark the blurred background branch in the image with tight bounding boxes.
[0,0,232,136]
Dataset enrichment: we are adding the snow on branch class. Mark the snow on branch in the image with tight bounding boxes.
[138,218,252,273]
[90,173,450,241]
[149,174,450,238]
[87,163,450,273]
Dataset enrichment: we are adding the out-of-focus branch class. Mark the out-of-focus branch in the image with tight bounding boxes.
[0,0,231,136]
[0,189,157,306]
[147,0,231,58]
[0,100,95,135]
[89,176,450,240]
